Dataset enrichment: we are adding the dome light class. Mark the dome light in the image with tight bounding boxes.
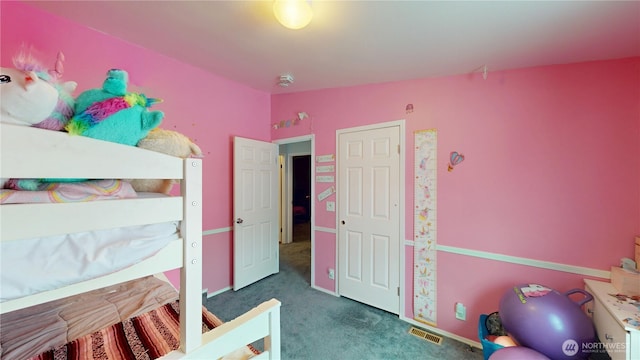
[273,0,313,30]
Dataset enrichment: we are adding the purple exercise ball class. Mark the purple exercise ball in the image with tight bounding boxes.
[489,346,551,360]
[498,284,596,359]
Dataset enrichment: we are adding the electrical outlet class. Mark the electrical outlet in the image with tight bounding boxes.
[328,268,335,279]
[455,302,466,321]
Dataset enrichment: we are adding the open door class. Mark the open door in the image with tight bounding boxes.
[233,136,279,290]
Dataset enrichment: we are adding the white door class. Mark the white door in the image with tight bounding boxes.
[233,137,279,290]
[338,125,400,314]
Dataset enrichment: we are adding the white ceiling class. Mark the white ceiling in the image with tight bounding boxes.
[25,1,640,94]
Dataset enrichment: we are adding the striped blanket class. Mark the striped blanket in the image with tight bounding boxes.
[29,301,258,360]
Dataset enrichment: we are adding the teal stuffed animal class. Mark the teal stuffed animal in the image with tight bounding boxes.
[18,69,165,186]
[66,69,163,146]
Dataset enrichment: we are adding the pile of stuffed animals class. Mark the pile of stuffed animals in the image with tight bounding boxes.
[0,49,201,194]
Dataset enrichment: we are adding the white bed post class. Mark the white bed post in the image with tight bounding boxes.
[265,306,282,359]
[180,158,203,353]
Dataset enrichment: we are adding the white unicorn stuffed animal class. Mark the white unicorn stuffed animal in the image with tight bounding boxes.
[0,51,77,130]
[0,50,77,188]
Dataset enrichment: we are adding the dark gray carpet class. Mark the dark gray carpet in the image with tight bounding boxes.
[206,227,483,360]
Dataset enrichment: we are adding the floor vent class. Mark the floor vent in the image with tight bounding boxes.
[408,327,443,345]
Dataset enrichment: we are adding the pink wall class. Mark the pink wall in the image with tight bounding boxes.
[313,230,337,292]
[1,1,271,293]
[272,58,640,340]
[4,0,639,343]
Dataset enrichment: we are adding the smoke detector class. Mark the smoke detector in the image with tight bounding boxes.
[278,74,294,87]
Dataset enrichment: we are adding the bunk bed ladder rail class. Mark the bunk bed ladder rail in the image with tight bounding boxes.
[172,157,282,359]
[179,158,203,353]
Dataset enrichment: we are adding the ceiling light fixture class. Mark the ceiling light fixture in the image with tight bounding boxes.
[273,0,313,30]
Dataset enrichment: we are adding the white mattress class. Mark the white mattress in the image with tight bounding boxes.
[0,221,179,302]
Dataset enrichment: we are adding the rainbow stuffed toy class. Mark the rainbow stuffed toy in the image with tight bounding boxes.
[66,69,163,146]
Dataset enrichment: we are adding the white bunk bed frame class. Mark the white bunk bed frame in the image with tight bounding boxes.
[0,123,281,359]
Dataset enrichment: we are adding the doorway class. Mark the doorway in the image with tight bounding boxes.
[275,136,314,287]
[292,155,311,231]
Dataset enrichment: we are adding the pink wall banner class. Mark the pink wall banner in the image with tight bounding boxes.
[414,129,438,325]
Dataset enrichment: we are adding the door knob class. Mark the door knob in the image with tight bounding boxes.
[236,218,244,224]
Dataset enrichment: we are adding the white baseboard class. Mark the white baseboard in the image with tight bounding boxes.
[207,285,232,298]
[312,284,339,297]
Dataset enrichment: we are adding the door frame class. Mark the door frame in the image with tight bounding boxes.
[335,120,406,317]
[274,134,316,287]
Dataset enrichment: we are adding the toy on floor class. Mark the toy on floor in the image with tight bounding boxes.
[66,69,163,146]
[130,128,202,194]
[1,50,76,130]
[484,311,507,337]
[479,312,514,360]
[498,284,596,359]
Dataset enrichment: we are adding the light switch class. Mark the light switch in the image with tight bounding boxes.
[326,201,335,212]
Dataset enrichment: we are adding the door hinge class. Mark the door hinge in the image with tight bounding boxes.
[397,144,400,154]
[397,287,400,296]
